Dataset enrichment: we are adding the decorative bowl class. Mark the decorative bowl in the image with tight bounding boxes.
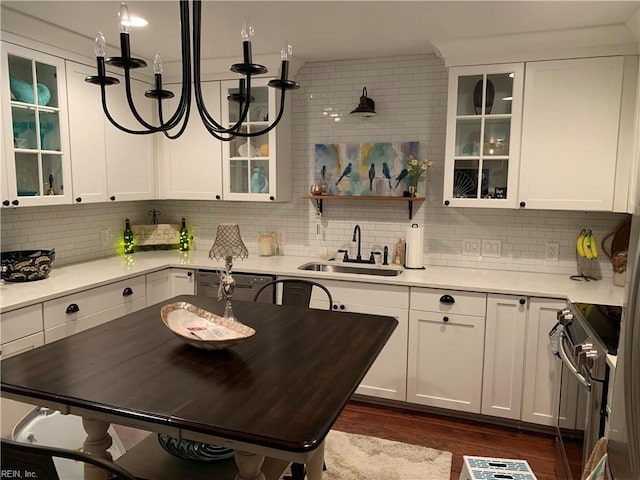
[160,302,255,350]
[157,434,234,462]
[1,249,55,282]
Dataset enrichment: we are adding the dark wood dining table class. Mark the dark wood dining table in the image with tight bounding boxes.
[1,295,397,480]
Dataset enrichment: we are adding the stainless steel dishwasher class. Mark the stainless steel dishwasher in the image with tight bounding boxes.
[196,270,276,303]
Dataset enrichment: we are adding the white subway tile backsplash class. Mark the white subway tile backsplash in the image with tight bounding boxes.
[1,53,629,279]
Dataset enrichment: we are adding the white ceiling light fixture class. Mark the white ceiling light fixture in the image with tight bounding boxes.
[85,1,299,142]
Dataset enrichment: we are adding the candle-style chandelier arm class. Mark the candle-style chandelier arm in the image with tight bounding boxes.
[229,89,287,138]
[87,0,300,141]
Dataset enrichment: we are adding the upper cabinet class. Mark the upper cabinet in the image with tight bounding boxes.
[1,43,72,207]
[520,56,636,212]
[66,61,155,204]
[221,78,291,202]
[444,56,638,212]
[443,63,525,208]
[158,81,223,201]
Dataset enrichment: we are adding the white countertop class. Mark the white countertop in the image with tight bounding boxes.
[0,250,626,312]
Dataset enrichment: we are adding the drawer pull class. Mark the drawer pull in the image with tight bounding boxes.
[66,303,80,314]
[443,316,449,322]
[440,294,455,305]
[122,287,134,297]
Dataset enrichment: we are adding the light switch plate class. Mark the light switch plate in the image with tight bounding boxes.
[482,239,502,257]
[545,242,560,261]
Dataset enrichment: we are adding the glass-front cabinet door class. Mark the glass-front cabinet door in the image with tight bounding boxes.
[443,63,524,208]
[1,43,72,206]
[220,77,278,201]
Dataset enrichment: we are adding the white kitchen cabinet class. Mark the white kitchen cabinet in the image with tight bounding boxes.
[407,288,486,413]
[443,63,524,208]
[521,297,566,426]
[0,304,44,359]
[43,276,146,343]
[220,77,292,202]
[146,268,196,306]
[519,57,630,211]
[65,61,155,204]
[1,42,72,207]
[158,82,223,200]
[482,294,527,420]
[308,279,409,401]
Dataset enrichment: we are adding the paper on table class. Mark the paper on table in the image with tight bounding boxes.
[169,309,242,340]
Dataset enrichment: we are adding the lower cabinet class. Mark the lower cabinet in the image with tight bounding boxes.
[146,268,196,306]
[43,276,146,343]
[309,279,409,402]
[0,304,44,359]
[521,297,566,426]
[482,294,527,420]
[407,288,487,413]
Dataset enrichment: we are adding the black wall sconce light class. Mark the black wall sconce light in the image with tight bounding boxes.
[349,87,376,117]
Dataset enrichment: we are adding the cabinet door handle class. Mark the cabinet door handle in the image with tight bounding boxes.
[519,201,526,208]
[110,196,116,201]
[66,303,80,314]
[122,287,134,296]
[187,272,193,277]
[440,294,455,305]
[11,200,19,206]
[339,304,346,310]
[2,200,9,206]
[444,200,450,206]
[519,298,526,305]
[443,316,449,322]
[75,197,82,203]
[269,196,275,201]
[215,195,221,200]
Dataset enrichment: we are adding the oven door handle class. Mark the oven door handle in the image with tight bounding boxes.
[558,331,592,391]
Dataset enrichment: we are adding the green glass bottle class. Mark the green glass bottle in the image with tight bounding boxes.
[123,218,134,254]
[179,217,190,252]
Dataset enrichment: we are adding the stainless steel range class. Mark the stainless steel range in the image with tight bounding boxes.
[554,303,621,480]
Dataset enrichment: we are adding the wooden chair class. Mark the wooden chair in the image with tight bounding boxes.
[253,278,333,310]
[1,437,139,480]
[253,278,332,480]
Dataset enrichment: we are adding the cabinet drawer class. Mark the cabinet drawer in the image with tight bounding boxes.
[43,276,146,330]
[410,288,486,316]
[1,304,43,344]
[1,332,45,359]
[307,278,409,309]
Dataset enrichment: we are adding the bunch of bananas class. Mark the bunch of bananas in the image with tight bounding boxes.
[576,229,599,260]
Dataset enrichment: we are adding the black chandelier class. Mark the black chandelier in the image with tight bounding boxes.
[85,0,300,141]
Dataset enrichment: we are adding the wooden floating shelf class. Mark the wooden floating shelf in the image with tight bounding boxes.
[301,195,424,219]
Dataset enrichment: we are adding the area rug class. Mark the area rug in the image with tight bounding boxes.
[283,430,452,480]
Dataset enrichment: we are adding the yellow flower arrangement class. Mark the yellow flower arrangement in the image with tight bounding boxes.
[406,155,435,188]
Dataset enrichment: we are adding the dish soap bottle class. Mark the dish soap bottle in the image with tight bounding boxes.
[123,219,134,255]
[393,238,405,266]
[179,217,190,251]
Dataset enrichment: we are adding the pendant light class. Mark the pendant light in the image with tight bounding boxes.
[85,1,300,141]
[349,87,376,117]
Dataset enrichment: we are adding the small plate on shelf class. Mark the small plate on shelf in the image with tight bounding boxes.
[161,302,255,350]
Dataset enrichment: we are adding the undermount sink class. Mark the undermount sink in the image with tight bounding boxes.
[297,262,403,277]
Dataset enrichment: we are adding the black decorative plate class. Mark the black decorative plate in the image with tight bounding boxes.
[157,434,234,462]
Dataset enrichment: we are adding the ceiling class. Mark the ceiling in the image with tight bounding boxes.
[2,1,639,64]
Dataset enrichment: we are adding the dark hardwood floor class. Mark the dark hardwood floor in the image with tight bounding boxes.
[333,400,558,480]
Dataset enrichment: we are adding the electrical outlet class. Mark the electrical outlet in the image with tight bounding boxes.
[545,242,560,261]
[482,239,502,257]
[462,238,481,256]
[101,229,110,246]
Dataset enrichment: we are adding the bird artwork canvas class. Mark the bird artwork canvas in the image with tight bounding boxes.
[314,141,420,196]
